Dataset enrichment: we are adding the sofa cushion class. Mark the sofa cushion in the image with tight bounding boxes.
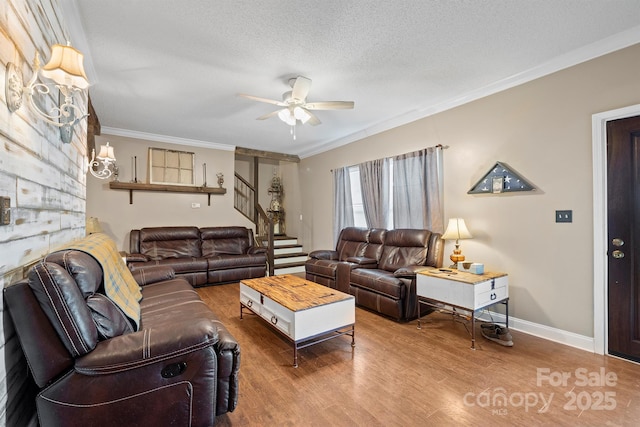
[86,294,134,339]
[139,226,201,260]
[207,254,266,270]
[201,227,251,256]
[349,268,404,300]
[45,250,102,297]
[378,229,430,272]
[335,227,370,261]
[305,258,339,278]
[130,257,209,274]
[28,262,99,357]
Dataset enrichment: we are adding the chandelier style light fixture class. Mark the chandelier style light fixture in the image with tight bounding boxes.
[5,42,90,139]
[88,142,117,180]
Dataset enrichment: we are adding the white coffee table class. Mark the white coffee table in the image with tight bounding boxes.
[240,275,355,367]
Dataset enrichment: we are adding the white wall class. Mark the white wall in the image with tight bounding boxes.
[298,43,640,339]
[87,133,254,250]
[1,1,88,424]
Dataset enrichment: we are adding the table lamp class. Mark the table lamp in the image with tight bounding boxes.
[441,218,473,268]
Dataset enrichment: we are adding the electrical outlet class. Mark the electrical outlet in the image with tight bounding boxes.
[191,202,201,209]
[0,197,10,225]
[556,210,572,223]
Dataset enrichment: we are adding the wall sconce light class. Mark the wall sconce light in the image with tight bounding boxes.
[441,218,473,268]
[5,42,90,141]
[89,142,117,180]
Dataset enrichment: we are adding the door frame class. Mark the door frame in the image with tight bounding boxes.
[592,103,640,355]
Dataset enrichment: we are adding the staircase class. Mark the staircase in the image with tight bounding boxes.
[273,236,307,276]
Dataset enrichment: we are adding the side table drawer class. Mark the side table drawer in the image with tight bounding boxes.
[476,286,508,308]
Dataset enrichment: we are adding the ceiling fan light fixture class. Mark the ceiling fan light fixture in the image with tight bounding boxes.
[293,106,311,124]
[277,108,296,126]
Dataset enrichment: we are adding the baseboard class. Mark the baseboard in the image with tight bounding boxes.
[476,311,596,354]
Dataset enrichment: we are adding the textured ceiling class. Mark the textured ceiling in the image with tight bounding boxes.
[65,0,640,157]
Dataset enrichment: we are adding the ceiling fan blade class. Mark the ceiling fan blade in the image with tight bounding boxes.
[291,76,312,101]
[304,101,354,110]
[256,109,282,120]
[238,93,287,106]
[305,109,321,126]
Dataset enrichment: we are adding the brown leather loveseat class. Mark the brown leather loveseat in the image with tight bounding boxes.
[306,227,443,322]
[4,234,240,426]
[127,226,267,286]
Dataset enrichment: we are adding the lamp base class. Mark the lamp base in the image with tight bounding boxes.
[449,248,465,269]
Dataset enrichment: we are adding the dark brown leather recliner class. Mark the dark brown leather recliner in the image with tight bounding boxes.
[4,249,239,427]
[127,226,267,286]
[347,228,444,322]
[305,227,386,290]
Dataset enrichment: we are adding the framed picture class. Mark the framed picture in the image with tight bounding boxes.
[492,176,504,194]
[148,148,195,185]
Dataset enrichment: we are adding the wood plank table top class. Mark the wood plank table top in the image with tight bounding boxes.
[241,275,353,312]
[418,268,507,284]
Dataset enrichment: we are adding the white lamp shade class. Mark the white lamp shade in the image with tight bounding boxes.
[96,143,116,161]
[441,218,473,240]
[40,44,90,89]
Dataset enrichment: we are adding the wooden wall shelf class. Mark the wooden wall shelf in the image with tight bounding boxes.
[109,182,226,205]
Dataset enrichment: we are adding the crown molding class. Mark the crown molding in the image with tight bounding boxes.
[101,127,236,151]
[298,25,640,159]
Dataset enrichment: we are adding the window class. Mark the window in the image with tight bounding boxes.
[348,163,394,229]
[148,148,195,185]
[348,166,367,227]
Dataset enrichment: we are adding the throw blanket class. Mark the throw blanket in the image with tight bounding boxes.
[67,233,142,330]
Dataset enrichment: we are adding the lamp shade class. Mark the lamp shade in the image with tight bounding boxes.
[277,108,296,126]
[441,218,472,240]
[97,143,116,161]
[41,44,90,89]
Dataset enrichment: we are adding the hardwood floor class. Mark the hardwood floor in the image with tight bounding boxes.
[197,283,640,426]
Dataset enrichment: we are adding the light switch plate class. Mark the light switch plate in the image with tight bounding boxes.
[556,210,572,223]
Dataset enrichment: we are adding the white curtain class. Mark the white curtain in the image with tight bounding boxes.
[359,158,391,229]
[333,166,354,243]
[393,146,444,232]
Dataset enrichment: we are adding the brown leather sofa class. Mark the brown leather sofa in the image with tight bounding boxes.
[127,226,267,286]
[306,227,444,322]
[305,227,386,290]
[4,248,240,426]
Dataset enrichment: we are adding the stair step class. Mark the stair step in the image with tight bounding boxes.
[274,245,304,255]
[274,264,306,275]
[274,238,298,247]
[274,254,308,265]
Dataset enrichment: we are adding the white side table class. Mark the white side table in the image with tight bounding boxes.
[416,269,509,349]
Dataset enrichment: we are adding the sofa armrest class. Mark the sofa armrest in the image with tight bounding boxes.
[247,246,267,255]
[345,256,378,268]
[394,265,431,278]
[75,318,219,375]
[126,253,149,263]
[308,250,338,260]
[130,265,176,286]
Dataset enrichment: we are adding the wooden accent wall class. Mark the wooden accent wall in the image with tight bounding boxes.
[0,1,89,425]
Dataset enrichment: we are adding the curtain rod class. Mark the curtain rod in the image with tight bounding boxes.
[330,144,445,172]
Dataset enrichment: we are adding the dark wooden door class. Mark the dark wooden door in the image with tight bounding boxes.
[607,115,640,362]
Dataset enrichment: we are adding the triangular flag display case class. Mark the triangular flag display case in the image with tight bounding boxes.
[468,161,535,194]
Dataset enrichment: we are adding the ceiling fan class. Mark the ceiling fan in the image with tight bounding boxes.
[239,76,354,139]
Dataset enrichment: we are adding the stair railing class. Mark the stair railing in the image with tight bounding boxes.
[234,172,275,275]
[256,204,275,276]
